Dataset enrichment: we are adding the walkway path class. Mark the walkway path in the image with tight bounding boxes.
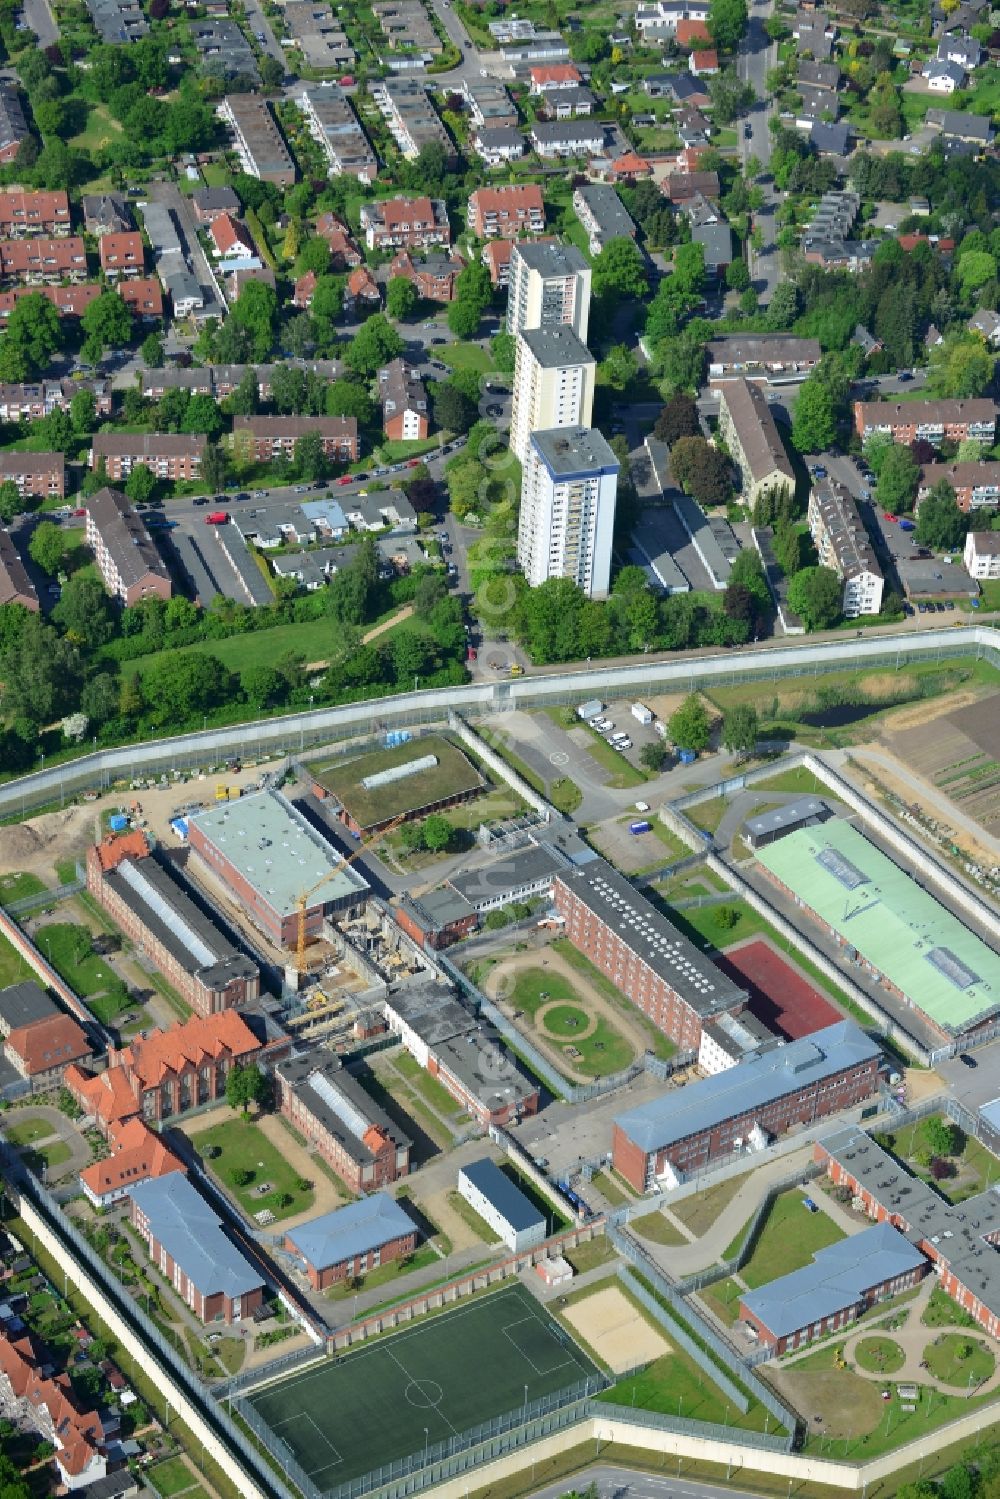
[0,1103,90,1183]
[778,1277,1000,1400]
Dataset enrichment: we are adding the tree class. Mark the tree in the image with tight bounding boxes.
[875,443,919,514]
[422,814,453,851]
[668,694,711,752]
[326,379,375,427]
[201,442,229,491]
[592,237,648,299]
[708,68,755,123]
[80,291,132,352]
[69,387,97,436]
[229,280,279,362]
[295,433,327,481]
[929,332,994,399]
[921,1115,961,1158]
[225,1061,268,1116]
[916,482,968,550]
[124,464,155,505]
[726,258,751,293]
[344,315,404,377]
[958,250,997,294]
[447,297,482,339]
[640,741,665,773]
[52,575,114,647]
[670,436,732,507]
[728,547,771,616]
[709,0,747,50]
[386,275,418,321]
[491,331,516,372]
[0,292,61,380]
[182,393,225,439]
[241,664,282,708]
[791,377,836,453]
[433,382,475,434]
[787,565,842,630]
[653,393,700,445]
[0,481,21,524]
[141,332,164,368]
[139,651,236,726]
[722,703,758,755]
[28,520,65,575]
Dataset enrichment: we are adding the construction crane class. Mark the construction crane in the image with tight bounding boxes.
[294,814,407,974]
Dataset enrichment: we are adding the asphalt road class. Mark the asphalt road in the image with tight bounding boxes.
[21,0,57,47]
[738,0,780,303]
[242,0,286,68]
[527,1461,775,1499]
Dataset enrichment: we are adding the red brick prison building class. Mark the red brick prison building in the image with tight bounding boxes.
[65,1009,261,1131]
[613,1021,882,1191]
[185,789,368,949]
[275,1049,411,1193]
[86,830,260,1017]
[738,1221,927,1355]
[129,1173,265,1323]
[816,1128,1000,1338]
[854,397,996,447]
[284,1193,417,1291]
[383,983,539,1127]
[552,860,748,1050]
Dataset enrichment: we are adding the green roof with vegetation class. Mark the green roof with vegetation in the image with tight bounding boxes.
[755,821,1000,1034]
[306,734,484,829]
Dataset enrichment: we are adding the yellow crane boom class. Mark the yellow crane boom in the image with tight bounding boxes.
[295,813,407,973]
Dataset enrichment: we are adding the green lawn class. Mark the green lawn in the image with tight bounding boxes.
[507,965,636,1077]
[0,872,47,906]
[149,1457,200,1497]
[325,1243,440,1300]
[922,1286,978,1329]
[69,102,123,152]
[886,1116,1000,1203]
[668,1171,754,1240]
[0,930,34,989]
[551,939,677,1061]
[445,1189,501,1243]
[25,1139,72,1171]
[647,820,690,862]
[747,766,841,798]
[4,1115,57,1146]
[580,731,647,788]
[740,1191,846,1289]
[924,1334,995,1387]
[196,1116,315,1223]
[630,1211,688,1247]
[591,1169,638,1207]
[121,614,357,676]
[665,898,770,953]
[392,1049,467,1121]
[854,1336,905,1375]
[564,1237,618,1274]
[700,1276,743,1325]
[685,798,727,834]
[33,922,130,1020]
[376,436,444,463]
[438,342,493,374]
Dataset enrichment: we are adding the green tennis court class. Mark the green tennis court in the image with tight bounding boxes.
[245,1285,597,1490]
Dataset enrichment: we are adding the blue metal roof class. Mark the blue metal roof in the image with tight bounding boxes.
[615,1021,881,1153]
[301,498,348,531]
[459,1158,544,1233]
[740,1221,926,1338]
[129,1174,262,1300]
[285,1193,416,1272]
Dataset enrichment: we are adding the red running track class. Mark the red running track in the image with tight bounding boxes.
[715,937,843,1041]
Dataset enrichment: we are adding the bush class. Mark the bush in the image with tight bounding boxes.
[715,905,741,930]
[231,1167,253,1187]
[930,1156,956,1180]
[485,909,510,930]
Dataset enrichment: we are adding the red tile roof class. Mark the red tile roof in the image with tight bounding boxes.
[99,231,143,270]
[382,196,434,228]
[92,830,149,873]
[294,270,317,307]
[210,213,256,258]
[65,1062,141,1128]
[79,1117,185,1200]
[691,48,719,70]
[676,18,712,43]
[116,1010,259,1090]
[529,63,582,85]
[118,277,164,317]
[0,1332,104,1478]
[6,1013,91,1075]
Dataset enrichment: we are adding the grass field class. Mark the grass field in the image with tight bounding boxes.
[922,1286,978,1329]
[306,735,484,830]
[246,1285,596,1484]
[739,1191,846,1289]
[924,1334,995,1387]
[886,1116,999,1204]
[507,966,635,1077]
[854,1336,905,1375]
[4,1115,57,1147]
[24,1139,72,1172]
[196,1116,315,1224]
[670,1172,753,1239]
[34,922,129,1022]
[551,940,676,1062]
[0,872,46,906]
[0,930,38,990]
[630,1211,687,1247]
[438,342,493,374]
[325,1244,440,1301]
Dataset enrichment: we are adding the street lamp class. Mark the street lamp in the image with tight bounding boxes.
[424,1427,429,1464]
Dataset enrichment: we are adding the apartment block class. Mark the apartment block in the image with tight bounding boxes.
[360,193,450,252]
[572,184,637,256]
[98,231,144,278]
[854,398,996,446]
[0,529,37,611]
[378,359,429,441]
[0,450,64,498]
[510,323,595,464]
[0,190,71,236]
[372,0,441,53]
[90,433,205,483]
[468,184,545,239]
[0,236,87,282]
[506,240,591,341]
[0,377,110,422]
[283,2,355,69]
[807,477,884,617]
[220,95,296,186]
[518,425,618,597]
[297,86,377,183]
[706,334,821,382]
[231,414,358,463]
[388,248,462,302]
[370,77,453,161]
[0,83,30,164]
[716,377,794,508]
[0,284,100,321]
[461,76,518,127]
[918,460,1000,511]
[84,488,172,605]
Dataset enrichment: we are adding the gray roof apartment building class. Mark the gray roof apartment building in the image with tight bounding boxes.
[86,0,147,42]
[0,82,29,165]
[90,432,206,482]
[571,184,637,255]
[807,477,884,617]
[219,95,296,186]
[706,333,821,381]
[0,450,64,498]
[84,488,172,606]
[716,378,794,507]
[283,2,356,68]
[0,529,38,611]
[276,1049,411,1194]
[296,87,377,183]
[370,77,453,160]
[192,20,260,84]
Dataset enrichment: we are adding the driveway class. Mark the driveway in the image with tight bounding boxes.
[147,182,226,322]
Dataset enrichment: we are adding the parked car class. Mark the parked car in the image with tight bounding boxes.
[959,1053,977,1068]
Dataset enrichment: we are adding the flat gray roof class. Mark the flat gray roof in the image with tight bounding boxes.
[521,324,594,370]
[0,981,55,1034]
[744,797,827,839]
[459,1158,544,1233]
[511,241,589,278]
[554,858,747,1018]
[531,426,619,479]
[188,789,368,917]
[448,844,564,907]
[617,1022,881,1153]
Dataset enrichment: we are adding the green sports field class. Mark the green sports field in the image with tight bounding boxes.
[246,1286,597,1489]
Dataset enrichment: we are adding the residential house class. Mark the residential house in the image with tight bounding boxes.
[530,120,606,157]
[924,57,966,91]
[378,359,429,441]
[689,48,719,74]
[964,530,1000,578]
[0,83,29,164]
[918,460,1000,511]
[85,488,172,605]
[663,170,720,201]
[208,212,257,264]
[717,377,794,507]
[471,125,527,165]
[467,184,545,239]
[0,1331,107,1489]
[572,185,637,255]
[528,63,582,91]
[346,265,380,313]
[482,238,514,286]
[798,59,840,88]
[0,190,71,236]
[119,278,163,321]
[938,33,981,67]
[0,529,38,611]
[0,237,87,283]
[293,270,317,309]
[314,213,363,268]
[926,107,994,143]
[82,194,134,236]
[98,231,144,279]
[190,187,241,224]
[969,308,1000,345]
[389,248,463,302]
